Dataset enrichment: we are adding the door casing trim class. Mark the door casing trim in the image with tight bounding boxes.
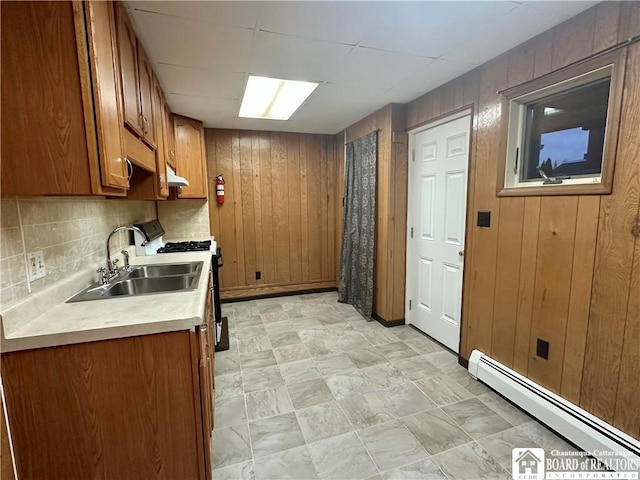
[405,108,474,353]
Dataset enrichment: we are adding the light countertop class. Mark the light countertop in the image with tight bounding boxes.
[1,251,213,353]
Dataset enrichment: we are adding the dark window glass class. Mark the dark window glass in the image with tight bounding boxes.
[521,78,610,181]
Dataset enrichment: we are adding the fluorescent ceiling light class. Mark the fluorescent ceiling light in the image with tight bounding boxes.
[239,76,318,120]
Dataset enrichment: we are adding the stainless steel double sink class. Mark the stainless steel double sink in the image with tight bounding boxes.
[67,261,203,302]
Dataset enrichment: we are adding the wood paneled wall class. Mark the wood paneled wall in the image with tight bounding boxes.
[343,104,408,323]
[206,129,339,298]
[402,2,640,439]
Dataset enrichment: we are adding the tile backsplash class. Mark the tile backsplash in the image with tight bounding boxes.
[0,197,156,310]
[157,199,211,240]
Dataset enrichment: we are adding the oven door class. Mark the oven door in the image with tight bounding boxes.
[211,249,223,345]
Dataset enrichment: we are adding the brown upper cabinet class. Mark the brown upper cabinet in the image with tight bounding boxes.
[137,45,157,149]
[1,0,129,196]
[153,75,169,198]
[127,74,169,200]
[174,115,209,199]
[165,103,178,170]
[114,2,140,137]
[114,2,156,149]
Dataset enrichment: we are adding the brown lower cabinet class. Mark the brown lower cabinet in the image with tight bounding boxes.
[1,317,214,479]
[1,398,15,480]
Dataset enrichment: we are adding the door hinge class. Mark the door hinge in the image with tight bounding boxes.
[409,300,412,310]
[412,150,415,161]
[410,227,413,238]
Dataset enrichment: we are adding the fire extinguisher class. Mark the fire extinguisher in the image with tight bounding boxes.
[215,175,225,205]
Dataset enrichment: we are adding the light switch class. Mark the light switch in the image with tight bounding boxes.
[477,211,491,227]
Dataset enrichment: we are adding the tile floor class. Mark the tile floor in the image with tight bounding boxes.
[213,292,577,480]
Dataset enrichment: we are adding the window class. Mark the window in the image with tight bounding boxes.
[497,48,626,196]
[522,78,609,182]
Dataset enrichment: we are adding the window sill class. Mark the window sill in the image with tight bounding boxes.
[497,182,612,197]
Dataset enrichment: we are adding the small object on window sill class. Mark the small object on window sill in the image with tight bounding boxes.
[536,166,563,185]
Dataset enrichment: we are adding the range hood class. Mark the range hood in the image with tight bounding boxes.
[167,165,189,187]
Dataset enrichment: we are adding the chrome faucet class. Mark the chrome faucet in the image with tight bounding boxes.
[100,225,148,284]
[121,250,131,271]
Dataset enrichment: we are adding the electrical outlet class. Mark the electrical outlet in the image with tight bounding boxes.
[536,338,549,360]
[27,251,46,281]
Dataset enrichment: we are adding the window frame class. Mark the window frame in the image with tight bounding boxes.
[497,47,627,197]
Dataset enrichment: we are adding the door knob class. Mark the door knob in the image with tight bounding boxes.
[458,250,464,257]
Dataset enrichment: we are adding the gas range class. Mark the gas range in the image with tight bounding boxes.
[132,220,216,255]
[157,240,213,254]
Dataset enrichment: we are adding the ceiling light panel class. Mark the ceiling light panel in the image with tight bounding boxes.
[239,76,318,120]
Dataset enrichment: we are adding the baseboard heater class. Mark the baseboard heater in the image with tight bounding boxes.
[468,350,640,467]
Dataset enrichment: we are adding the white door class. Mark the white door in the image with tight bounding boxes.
[407,113,471,353]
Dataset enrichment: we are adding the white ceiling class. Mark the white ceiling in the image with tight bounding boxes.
[125,1,598,135]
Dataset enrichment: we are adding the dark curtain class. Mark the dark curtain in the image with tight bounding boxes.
[338,131,377,319]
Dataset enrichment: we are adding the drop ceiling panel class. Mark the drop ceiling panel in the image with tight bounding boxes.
[358,1,517,58]
[130,10,254,72]
[168,94,239,125]
[157,64,246,100]
[522,1,599,18]
[393,58,479,98]
[298,83,389,113]
[128,1,261,29]
[247,31,353,83]
[441,4,567,64]
[329,47,435,89]
[233,113,373,135]
[256,2,380,45]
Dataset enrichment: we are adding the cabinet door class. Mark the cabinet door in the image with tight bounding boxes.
[198,325,213,480]
[1,397,15,480]
[85,0,129,190]
[205,275,215,390]
[174,115,208,199]
[137,45,156,149]
[165,104,177,169]
[2,332,201,479]
[114,2,142,137]
[0,1,126,196]
[152,75,168,197]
